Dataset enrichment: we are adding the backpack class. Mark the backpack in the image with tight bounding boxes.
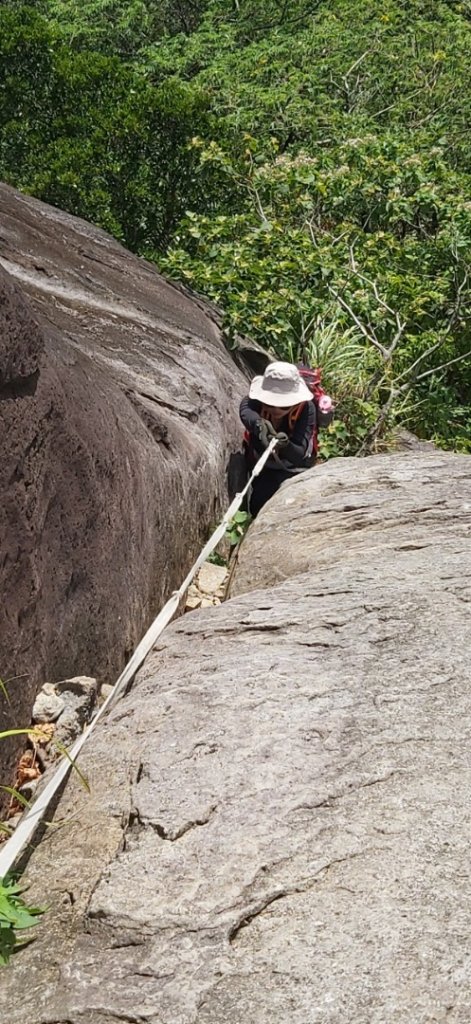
[297,364,334,453]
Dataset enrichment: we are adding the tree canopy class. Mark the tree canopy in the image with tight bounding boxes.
[0,0,470,452]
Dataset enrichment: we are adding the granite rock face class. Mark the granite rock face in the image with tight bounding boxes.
[3,451,471,1023]
[0,183,246,780]
[230,450,471,597]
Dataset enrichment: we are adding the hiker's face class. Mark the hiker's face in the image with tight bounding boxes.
[270,405,293,417]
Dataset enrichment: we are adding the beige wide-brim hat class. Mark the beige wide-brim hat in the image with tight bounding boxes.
[249,361,313,408]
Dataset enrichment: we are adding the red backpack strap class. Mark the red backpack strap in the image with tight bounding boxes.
[287,403,305,430]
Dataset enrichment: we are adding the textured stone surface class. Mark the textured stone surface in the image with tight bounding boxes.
[54,676,98,745]
[31,684,65,724]
[2,452,471,1023]
[0,183,247,780]
[0,260,43,384]
[195,561,228,596]
[230,451,471,598]
[185,561,229,609]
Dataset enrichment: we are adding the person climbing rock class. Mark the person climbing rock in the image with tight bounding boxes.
[240,361,316,517]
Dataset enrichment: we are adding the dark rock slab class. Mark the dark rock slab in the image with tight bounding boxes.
[0,183,246,780]
[3,452,471,1023]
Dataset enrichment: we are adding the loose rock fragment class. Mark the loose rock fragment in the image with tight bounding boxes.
[100,684,115,702]
[54,676,98,746]
[32,684,65,724]
[197,562,228,596]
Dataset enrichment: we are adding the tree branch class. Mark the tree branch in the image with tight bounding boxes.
[413,347,471,383]
[328,285,389,359]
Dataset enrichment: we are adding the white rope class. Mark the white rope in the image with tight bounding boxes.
[0,437,279,877]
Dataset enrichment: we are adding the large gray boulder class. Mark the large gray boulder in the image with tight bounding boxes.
[3,451,471,1023]
[0,183,246,781]
[230,448,471,597]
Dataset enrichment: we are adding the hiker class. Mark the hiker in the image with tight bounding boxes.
[240,361,316,517]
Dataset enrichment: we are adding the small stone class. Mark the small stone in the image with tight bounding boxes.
[197,563,228,596]
[200,598,214,608]
[19,777,40,801]
[55,676,97,699]
[4,812,22,830]
[32,684,65,724]
[55,676,97,730]
[100,684,115,701]
[46,676,98,747]
[185,595,202,610]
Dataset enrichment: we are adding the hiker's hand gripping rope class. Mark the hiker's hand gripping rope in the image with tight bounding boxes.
[256,419,289,451]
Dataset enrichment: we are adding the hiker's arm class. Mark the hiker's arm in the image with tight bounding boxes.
[239,396,262,431]
[283,402,316,466]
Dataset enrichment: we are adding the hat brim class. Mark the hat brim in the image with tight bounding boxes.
[249,375,313,407]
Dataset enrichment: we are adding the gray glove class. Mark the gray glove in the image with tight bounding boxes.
[274,431,289,448]
[256,418,277,449]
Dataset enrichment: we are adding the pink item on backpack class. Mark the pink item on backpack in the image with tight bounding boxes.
[318,394,334,414]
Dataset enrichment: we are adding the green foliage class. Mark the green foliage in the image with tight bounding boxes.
[0,728,41,741]
[0,7,214,249]
[162,132,470,448]
[207,551,227,566]
[0,723,91,966]
[286,319,377,457]
[226,510,251,546]
[0,0,470,452]
[4,0,210,54]
[52,739,91,792]
[0,680,10,705]
[0,786,31,809]
[0,876,44,965]
[43,0,158,55]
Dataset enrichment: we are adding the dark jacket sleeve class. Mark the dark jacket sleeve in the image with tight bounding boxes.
[239,396,262,431]
[282,401,316,467]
